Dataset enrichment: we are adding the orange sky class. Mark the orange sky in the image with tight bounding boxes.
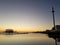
[0,25,52,32]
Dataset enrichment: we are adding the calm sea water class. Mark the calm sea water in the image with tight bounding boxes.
[0,33,60,45]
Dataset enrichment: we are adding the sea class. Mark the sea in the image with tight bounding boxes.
[0,33,60,45]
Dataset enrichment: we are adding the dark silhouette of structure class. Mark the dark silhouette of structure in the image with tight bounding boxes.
[52,6,56,30]
[4,29,28,35]
[5,29,14,34]
[43,7,60,35]
[52,25,60,31]
[39,25,60,35]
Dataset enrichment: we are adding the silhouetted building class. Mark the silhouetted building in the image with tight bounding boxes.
[52,25,60,31]
[5,29,14,34]
[56,25,60,30]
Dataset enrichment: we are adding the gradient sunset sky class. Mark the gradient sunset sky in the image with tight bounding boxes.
[0,0,60,32]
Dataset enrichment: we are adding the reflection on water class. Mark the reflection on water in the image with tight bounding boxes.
[0,33,60,45]
[47,34,60,45]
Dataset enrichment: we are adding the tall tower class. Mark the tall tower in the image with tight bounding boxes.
[52,6,56,30]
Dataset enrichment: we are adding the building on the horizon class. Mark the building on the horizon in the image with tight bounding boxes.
[52,25,60,31]
[4,29,14,34]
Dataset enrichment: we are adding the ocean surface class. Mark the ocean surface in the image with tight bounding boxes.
[0,33,60,45]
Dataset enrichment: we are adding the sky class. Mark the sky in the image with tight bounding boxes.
[0,0,60,32]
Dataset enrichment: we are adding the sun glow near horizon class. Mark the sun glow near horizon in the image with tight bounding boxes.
[0,0,60,32]
[0,25,52,32]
